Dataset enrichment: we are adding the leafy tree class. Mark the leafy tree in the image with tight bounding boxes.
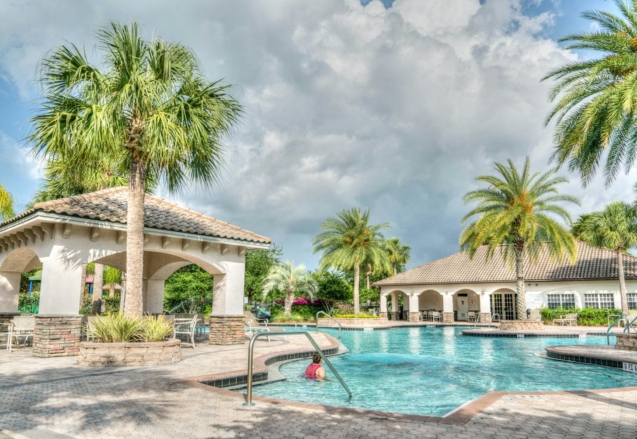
[244,246,283,303]
[544,0,637,185]
[0,183,14,221]
[460,157,579,320]
[262,261,318,316]
[572,202,637,313]
[384,237,411,276]
[312,270,352,303]
[29,22,242,317]
[164,265,213,314]
[312,208,390,316]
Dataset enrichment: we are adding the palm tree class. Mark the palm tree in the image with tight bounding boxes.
[460,157,579,320]
[572,202,637,313]
[544,0,637,185]
[29,22,242,317]
[262,261,318,317]
[384,237,411,276]
[0,183,14,221]
[312,208,390,316]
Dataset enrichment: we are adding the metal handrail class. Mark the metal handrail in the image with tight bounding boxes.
[315,311,342,340]
[625,315,637,333]
[607,313,628,345]
[243,331,352,406]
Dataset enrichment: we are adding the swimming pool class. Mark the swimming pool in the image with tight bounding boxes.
[250,326,637,417]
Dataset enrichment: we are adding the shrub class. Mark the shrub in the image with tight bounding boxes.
[88,313,174,343]
[539,307,622,326]
[139,316,174,342]
[270,311,308,323]
[18,293,39,314]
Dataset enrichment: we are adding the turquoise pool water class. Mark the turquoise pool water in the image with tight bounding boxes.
[250,326,637,416]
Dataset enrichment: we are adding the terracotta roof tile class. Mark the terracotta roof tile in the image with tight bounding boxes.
[1,187,270,244]
[373,241,637,286]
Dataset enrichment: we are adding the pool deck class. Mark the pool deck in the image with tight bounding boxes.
[0,333,636,438]
[544,345,637,371]
[462,325,626,337]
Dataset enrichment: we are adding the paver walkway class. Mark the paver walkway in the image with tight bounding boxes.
[0,334,636,439]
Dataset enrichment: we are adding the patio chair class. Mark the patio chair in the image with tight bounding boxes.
[7,316,35,352]
[174,315,198,349]
[467,311,477,322]
[529,309,542,322]
[244,312,286,342]
[553,313,578,326]
[84,316,102,341]
[244,310,269,326]
[430,311,441,322]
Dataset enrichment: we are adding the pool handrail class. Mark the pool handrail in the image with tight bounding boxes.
[315,311,342,340]
[607,313,628,345]
[243,331,352,406]
[625,314,637,333]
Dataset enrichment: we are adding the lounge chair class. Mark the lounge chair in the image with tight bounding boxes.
[7,316,35,352]
[174,315,198,348]
[244,311,286,342]
[430,311,441,322]
[467,311,477,322]
[553,313,578,326]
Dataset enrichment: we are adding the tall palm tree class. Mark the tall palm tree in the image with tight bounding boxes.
[29,22,242,317]
[262,261,318,317]
[460,157,579,320]
[0,183,14,221]
[384,237,411,276]
[572,202,637,313]
[544,0,637,185]
[312,208,390,316]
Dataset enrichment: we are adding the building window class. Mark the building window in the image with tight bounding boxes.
[584,293,615,309]
[546,294,576,309]
[628,293,637,310]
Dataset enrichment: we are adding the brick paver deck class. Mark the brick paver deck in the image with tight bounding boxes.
[0,333,636,439]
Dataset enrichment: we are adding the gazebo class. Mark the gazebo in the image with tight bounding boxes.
[0,187,270,356]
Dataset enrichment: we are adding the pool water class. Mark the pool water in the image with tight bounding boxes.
[250,326,637,417]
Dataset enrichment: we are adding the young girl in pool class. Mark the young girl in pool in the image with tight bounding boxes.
[305,353,326,380]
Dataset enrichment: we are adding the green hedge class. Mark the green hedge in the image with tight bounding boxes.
[539,307,622,326]
[332,314,380,319]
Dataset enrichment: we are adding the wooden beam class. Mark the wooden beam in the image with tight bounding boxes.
[202,242,211,254]
[143,234,150,245]
[40,223,54,239]
[23,229,36,243]
[238,246,247,257]
[90,227,100,242]
[219,244,228,255]
[62,224,72,238]
[1,237,11,249]
[9,235,21,247]
[32,226,44,241]
[16,232,28,244]
[182,239,191,251]
[116,231,126,245]
[162,236,171,249]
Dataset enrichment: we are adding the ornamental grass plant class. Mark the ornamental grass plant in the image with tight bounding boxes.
[89,313,174,343]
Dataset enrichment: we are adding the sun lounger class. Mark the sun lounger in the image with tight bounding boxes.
[553,313,578,326]
[244,311,286,341]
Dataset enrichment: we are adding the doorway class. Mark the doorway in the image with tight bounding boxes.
[491,291,517,320]
[457,293,468,321]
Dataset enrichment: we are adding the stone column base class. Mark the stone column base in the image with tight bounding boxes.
[408,312,420,322]
[615,333,637,351]
[442,312,454,323]
[33,315,82,358]
[478,313,492,323]
[500,320,544,331]
[379,312,388,320]
[390,312,400,321]
[209,315,245,345]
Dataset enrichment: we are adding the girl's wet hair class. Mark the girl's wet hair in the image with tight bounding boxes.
[312,353,321,364]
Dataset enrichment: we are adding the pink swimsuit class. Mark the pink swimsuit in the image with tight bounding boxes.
[305,363,321,379]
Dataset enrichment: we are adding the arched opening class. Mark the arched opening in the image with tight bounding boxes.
[0,247,43,314]
[386,289,405,320]
[453,289,479,321]
[491,288,517,320]
[417,290,443,310]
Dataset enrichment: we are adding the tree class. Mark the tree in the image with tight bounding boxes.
[244,246,283,303]
[312,208,390,316]
[262,261,318,316]
[572,202,637,313]
[29,22,242,317]
[164,265,213,314]
[384,237,411,276]
[0,183,14,221]
[460,157,579,320]
[312,270,352,303]
[544,0,637,185]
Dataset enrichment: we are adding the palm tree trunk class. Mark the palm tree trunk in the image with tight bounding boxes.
[284,289,293,316]
[119,272,127,313]
[79,263,87,309]
[393,264,397,277]
[366,270,370,289]
[124,155,147,317]
[617,249,629,314]
[515,246,526,320]
[91,263,104,315]
[354,264,360,317]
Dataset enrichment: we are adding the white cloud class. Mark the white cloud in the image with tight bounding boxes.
[0,0,632,269]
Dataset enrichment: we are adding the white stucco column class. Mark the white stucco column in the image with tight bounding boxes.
[408,293,420,322]
[209,261,246,345]
[442,291,454,323]
[479,291,492,323]
[0,271,21,312]
[390,292,399,320]
[144,279,166,314]
[403,292,410,311]
[39,249,84,315]
[380,293,388,319]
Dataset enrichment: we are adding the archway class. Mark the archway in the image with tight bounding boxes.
[0,247,42,314]
[452,289,479,321]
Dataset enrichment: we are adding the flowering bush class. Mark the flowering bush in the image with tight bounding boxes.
[274,297,322,306]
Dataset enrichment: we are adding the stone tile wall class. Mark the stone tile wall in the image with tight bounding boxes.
[33,315,82,358]
[408,312,420,322]
[390,312,400,321]
[209,315,244,345]
[500,320,544,331]
[77,339,182,366]
[442,312,454,323]
[615,333,637,351]
[478,313,492,323]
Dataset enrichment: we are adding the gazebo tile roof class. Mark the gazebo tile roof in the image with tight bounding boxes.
[373,241,637,286]
[0,187,270,244]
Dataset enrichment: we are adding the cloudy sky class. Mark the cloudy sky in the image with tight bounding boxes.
[0,0,633,270]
